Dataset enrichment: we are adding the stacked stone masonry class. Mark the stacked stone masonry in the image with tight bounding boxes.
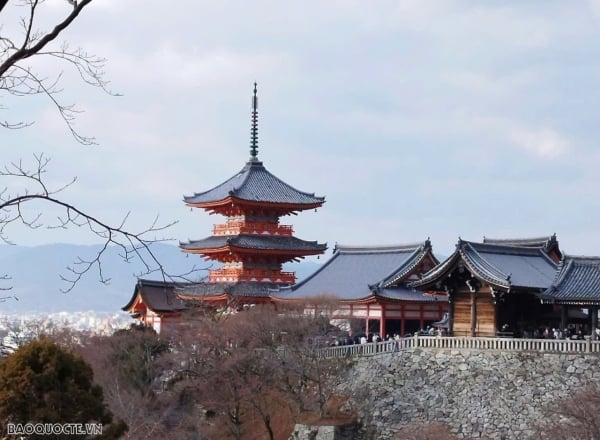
[336,348,600,439]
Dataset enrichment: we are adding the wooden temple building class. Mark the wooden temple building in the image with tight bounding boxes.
[122,279,189,333]
[410,236,561,337]
[272,241,447,338]
[539,255,600,340]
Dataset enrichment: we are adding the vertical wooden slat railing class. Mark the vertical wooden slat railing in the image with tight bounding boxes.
[316,336,600,359]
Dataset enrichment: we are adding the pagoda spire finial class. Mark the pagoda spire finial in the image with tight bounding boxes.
[250,82,259,159]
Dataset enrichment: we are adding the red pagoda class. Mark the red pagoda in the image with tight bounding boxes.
[178,84,327,307]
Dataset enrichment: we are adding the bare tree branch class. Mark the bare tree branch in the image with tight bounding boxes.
[0,0,113,144]
[0,154,195,293]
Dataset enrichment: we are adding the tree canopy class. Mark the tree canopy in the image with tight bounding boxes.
[0,337,126,439]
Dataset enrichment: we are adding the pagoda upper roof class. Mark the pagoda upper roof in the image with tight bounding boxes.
[183,158,325,210]
[180,234,327,254]
[540,255,600,305]
[412,239,558,291]
[122,279,190,314]
[272,241,438,302]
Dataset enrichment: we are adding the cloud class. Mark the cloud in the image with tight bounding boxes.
[511,128,570,159]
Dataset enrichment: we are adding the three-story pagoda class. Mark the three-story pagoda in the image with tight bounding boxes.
[179,84,326,306]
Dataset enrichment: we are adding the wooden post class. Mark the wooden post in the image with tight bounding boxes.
[448,295,454,336]
[470,291,477,337]
[380,305,386,338]
[560,305,568,333]
[591,306,598,341]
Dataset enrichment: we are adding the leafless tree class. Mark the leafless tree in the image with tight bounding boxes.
[0,1,196,294]
[1,0,108,144]
[164,303,352,439]
[536,385,600,440]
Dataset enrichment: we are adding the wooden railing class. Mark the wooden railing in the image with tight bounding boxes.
[209,268,296,283]
[213,221,294,236]
[317,336,600,359]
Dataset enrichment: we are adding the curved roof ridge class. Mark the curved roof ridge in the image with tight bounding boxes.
[410,249,462,287]
[379,247,427,287]
[290,249,342,291]
[561,254,600,262]
[460,241,511,285]
[335,241,428,254]
[184,162,252,201]
[251,161,323,200]
[550,258,574,291]
[483,235,555,245]
[184,160,325,206]
[468,241,545,256]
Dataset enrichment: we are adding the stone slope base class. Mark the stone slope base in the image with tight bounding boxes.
[289,423,361,440]
[346,348,600,439]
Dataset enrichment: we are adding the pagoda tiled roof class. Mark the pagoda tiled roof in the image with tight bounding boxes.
[412,240,558,290]
[272,241,436,301]
[180,234,327,253]
[183,159,325,208]
[540,256,600,305]
[122,279,191,313]
[177,281,284,299]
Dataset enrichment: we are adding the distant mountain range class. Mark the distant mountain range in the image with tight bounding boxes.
[0,243,322,314]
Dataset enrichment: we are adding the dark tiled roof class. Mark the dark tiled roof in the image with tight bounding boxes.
[272,241,434,301]
[541,256,600,305]
[377,287,447,302]
[180,234,327,253]
[177,281,285,298]
[412,240,557,290]
[122,279,191,313]
[483,234,562,259]
[183,159,325,208]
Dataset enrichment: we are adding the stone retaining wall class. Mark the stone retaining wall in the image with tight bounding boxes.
[343,348,600,439]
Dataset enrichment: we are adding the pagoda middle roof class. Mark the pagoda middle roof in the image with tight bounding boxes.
[180,234,327,253]
[412,240,558,290]
[540,255,600,305]
[183,159,325,208]
[272,241,436,301]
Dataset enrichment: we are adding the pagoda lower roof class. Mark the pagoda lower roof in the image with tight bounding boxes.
[271,241,435,301]
[183,159,324,209]
[180,234,327,254]
[176,281,286,299]
[412,240,557,290]
[540,255,600,305]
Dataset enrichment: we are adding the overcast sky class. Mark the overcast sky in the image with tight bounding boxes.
[3,0,600,259]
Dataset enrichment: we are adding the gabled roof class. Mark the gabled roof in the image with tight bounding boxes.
[183,159,325,209]
[180,234,327,255]
[541,255,600,305]
[412,240,558,291]
[272,241,437,301]
[483,234,562,260]
[122,279,190,313]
